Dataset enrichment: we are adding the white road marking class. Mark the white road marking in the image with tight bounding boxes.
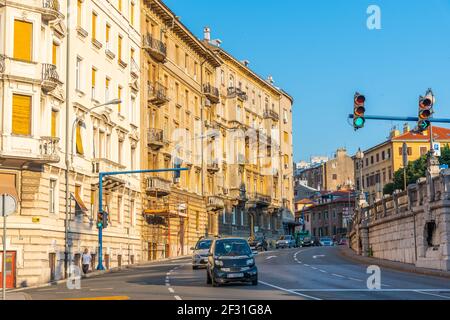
[165,283,170,286]
[319,269,327,273]
[168,288,174,293]
[174,295,182,300]
[311,267,318,270]
[291,289,450,292]
[313,255,325,259]
[304,264,310,267]
[266,256,277,260]
[349,277,364,282]
[89,288,114,291]
[414,290,450,299]
[259,280,321,300]
[332,274,345,278]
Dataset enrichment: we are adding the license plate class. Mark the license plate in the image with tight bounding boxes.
[227,273,244,278]
[202,258,208,262]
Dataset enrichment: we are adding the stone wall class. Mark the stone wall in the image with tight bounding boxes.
[349,167,450,271]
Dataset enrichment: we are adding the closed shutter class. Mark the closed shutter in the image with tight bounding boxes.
[52,43,57,65]
[92,12,97,40]
[76,124,84,155]
[13,20,33,61]
[118,86,122,113]
[118,36,122,61]
[12,94,31,136]
[130,3,135,25]
[106,24,110,43]
[77,0,82,27]
[91,68,96,88]
[51,110,57,137]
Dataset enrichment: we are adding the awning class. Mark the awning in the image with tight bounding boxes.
[0,173,19,202]
[143,208,178,217]
[73,192,88,212]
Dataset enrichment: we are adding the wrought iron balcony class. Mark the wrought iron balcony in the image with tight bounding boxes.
[206,195,225,211]
[203,83,220,104]
[146,176,172,197]
[248,192,271,207]
[41,63,59,93]
[147,128,167,151]
[42,0,62,22]
[207,160,220,173]
[263,108,279,121]
[143,33,167,62]
[227,87,248,101]
[130,58,140,78]
[0,54,5,73]
[148,82,169,106]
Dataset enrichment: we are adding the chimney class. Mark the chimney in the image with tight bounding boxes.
[241,60,250,67]
[403,123,410,134]
[267,75,274,84]
[204,27,211,42]
[390,126,400,139]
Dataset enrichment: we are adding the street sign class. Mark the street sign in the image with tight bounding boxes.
[0,194,16,217]
[433,142,441,157]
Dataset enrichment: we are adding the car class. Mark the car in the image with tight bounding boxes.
[299,236,314,247]
[319,237,334,246]
[276,235,296,249]
[191,238,213,269]
[248,236,268,252]
[338,238,348,246]
[206,237,258,287]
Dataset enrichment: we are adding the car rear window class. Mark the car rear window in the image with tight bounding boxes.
[196,240,212,250]
[214,239,252,256]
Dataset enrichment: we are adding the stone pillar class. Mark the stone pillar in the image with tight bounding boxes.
[360,219,370,257]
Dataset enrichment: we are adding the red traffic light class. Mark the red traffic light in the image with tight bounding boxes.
[354,94,366,106]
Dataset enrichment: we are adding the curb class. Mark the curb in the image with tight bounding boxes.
[338,247,450,280]
[7,254,192,293]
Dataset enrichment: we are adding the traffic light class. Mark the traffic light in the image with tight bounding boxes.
[173,158,181,183]
[97,211,109,229]
[353,92,366,130]
[417,90,434,132]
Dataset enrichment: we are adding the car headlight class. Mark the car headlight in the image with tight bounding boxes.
[214,259,224,267]
[246,258,255,266]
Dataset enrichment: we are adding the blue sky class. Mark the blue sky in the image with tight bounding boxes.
[164,0,450,162]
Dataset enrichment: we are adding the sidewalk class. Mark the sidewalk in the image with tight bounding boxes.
[338,246,450,279]
[2,292,32,300]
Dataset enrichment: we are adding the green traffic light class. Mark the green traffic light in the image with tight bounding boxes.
[418,120,430,131]
[354,117,365,128]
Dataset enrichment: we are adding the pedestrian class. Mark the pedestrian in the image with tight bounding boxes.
[81,248,91,275]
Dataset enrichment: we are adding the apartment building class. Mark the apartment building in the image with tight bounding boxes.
[0,0,142,288]
[354,125,450,203]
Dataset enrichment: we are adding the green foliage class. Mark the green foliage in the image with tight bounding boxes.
[383,144,450,195]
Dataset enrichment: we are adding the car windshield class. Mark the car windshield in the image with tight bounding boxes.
[321,237,332,241]
[196,240,212,250]
[214,239,252,257]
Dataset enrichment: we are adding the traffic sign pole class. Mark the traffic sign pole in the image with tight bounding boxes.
[2,194,6,300]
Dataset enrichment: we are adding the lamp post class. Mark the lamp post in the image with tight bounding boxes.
[64,99,121,276]
[355,148,365,204]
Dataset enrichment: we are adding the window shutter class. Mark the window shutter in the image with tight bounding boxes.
[52,43,57,65]
[13,20,33,61]
[76,124,84,155]
[118,36,122,61]
[12,94,31,136]
[51,110,57,137]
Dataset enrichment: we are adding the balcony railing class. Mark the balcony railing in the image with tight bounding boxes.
[207,160,220,173]
[148,82,169,106]
[130,58,140,78]
[203,84,220,104]
[41,63,59,93]
[147,128,167,150]
[146,176,171,197]
[42,0,61,21]
[207,195,225,211]
[143,33,167,62]
[263,109,279,121]
[227,87,248,101]
[248,192,271,207]
[39,136,60,163]
[0,54,5,73]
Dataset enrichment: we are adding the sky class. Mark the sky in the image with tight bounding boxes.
[163,0,450,162]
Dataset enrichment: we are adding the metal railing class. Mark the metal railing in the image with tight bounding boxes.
[130,58,140,77]
[146,176,171,194]
[147,128,165,144]
[207,195,225,209]
[148,82,169,104]
[143,33,167,58]
[43,0,60,12]
[0,54,5,73]
[203,83,219,100]
[227,87,248,101]
[42,63,59,83]
[263,108,279,121]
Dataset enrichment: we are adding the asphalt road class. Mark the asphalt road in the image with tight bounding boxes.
[20,246,450,300]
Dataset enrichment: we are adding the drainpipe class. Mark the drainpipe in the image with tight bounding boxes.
[64,0,72,279]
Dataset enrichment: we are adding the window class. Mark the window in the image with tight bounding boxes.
[118,195,123,224]
[240,209,244,226]
[91,68,96,99]
[118,0,122,12]
[77,0,83,27]
[118,86,122,113]
[105,77,110,102]
[371,156,374,164]
[420,146,428,156]
[90,189,96,217]
[51,110,58,137]
[76,123,84,155]
[118,35,123,62]
[220,70,225,85]
[195,211,199,231]
[12,94,31,136]
[118,139,123,164]
[13,20,33,61]
[365,158,369,166]
[76,57,82,91]
[52,42,58,66]
[376,153,379,162]
[130,2,135,25]
[284,131,289,144]
[91,12,97,40]
[130,146,136,170]
[105,24,111,48]
[382,150,385,160]
[222,209,226,224]
[332,174,337,180]
[49,179,57,214]
[232,207,236,225]
[130,199,135,226]
[130,96,136,123]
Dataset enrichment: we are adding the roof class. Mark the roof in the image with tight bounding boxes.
[296,198,314,205]
[391,126,450,142]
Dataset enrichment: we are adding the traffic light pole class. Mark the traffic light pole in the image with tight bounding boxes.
[348,114,450,124]
[96,168,188,270]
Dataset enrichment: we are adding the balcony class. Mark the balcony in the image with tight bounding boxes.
[146,176,171,197]
[143,33,167,63]
[203,84,220,104]
[41,0,62,22]
[147,128,167,151]
[230,187,248,202]
[130,58,140,78]
[206,195,225,211]
[227,87,248,101]
[207,160,220,173]
[92,158,126,190]
[0,54,5,73]
[148,82,169,106]
[263,109,279,121]
[0,136,60,169]
[248,192,271,207]
[41,63,60,93]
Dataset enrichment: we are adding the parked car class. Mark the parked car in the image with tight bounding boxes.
[248,236,268,252]
[338,238,348,246]
[299,236,314,247]
[206,237,258,287]
[276,235,296,249]
[191,238,213,269]
[319,237,334,246]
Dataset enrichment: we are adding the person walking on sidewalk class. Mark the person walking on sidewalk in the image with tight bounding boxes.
[81,248,92,275]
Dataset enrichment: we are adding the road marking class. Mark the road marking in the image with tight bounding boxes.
[165,283,170,286]
[414,290,450,299]
[349,277,364,282]
[166,272,171,276]
[259,280,321,300]
[168,288,174,293]
[37,288,56,292]
[319,269,327,273]
[332,274,345,278]
[174,295,182,300]
[89,288,113,291]
[291,289,450,292]
[311,267,317,270]
[65,296,129,300]
[266,256,277,260]
[313,255,325,259]
[304,264,310,267]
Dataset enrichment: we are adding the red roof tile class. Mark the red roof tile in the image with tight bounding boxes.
[392,126,450,141]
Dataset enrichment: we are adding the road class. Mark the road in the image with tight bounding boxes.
[21,246,450,300]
